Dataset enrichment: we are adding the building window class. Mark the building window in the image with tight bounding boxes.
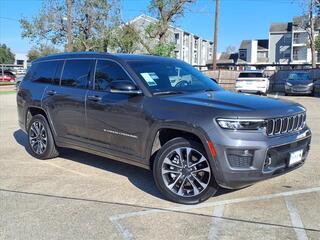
[174,33,180,44]
[16,60,24,65]
[293,49,299,60]
[239,50,247,60]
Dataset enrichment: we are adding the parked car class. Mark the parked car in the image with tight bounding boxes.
[235,70,269,95]
[17,53,312,204]
[15,76,24,89]
[285,72,314,96]
[0,70,16,82]
[16,68,27,75]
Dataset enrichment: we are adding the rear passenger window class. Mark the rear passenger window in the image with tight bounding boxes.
[94,60,130,91]
[61,60,93,88]
[29,61,59,83]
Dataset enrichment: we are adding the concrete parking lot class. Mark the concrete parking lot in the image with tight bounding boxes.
[0,93,319,240]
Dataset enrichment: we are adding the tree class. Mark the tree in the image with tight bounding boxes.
[66,0,73,51]
[20,0,121,52]
[27,45,60,61]
[110,23,140,53]
[295,0,320,68]
[225,45,236,54]
[0,44,15,64]
[137,0,196,56]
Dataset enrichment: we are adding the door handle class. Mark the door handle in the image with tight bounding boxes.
[87,95,102,102]
[46,90,57,96]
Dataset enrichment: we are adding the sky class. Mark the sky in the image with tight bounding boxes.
[0,0,304,55]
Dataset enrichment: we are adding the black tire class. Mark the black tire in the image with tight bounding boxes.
[27,114,59,159]
[153,137,218,204]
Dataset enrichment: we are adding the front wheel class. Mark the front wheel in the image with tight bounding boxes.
[153,137,218,204]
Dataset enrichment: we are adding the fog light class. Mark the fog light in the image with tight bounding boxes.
[226,149,254,168]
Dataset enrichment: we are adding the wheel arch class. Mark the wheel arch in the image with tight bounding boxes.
[147,125,213,169]
[26,106,57,138]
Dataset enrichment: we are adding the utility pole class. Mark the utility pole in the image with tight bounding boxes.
[309,0,316,68]
[66,0,73,52]
[212,0,219,70]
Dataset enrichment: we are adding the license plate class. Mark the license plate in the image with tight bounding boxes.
[289,149,303,166]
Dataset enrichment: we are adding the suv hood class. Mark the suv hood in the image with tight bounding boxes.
[160,90,304,118]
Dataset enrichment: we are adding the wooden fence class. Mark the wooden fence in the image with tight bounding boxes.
[203,70,239,90]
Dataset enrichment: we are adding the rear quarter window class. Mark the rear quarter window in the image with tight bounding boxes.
[25,61,61,84]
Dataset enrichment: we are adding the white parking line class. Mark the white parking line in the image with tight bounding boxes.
[285,197,308,240]
[44,161,88,177]
[208,205,225,240]
[109,186,320,239]
[110,215,133,240]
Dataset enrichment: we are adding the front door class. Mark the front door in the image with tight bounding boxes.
[85,59,148,161]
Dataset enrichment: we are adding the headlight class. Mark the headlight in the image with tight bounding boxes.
[286,82,292,86]
[216,118,266,130]
[307,83,314,87]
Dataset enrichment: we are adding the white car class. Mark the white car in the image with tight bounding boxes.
[235,70,269,95]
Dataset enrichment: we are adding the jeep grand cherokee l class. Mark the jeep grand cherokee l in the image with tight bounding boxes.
[17,52,312,204]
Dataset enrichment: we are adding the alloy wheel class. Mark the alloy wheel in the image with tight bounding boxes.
[29,121,47,155]
[161,147,211,197]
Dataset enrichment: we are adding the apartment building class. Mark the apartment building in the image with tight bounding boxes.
[238,39,269,64]
[269,22,292,64]
[232,16,320,69]
[128,14,213,66]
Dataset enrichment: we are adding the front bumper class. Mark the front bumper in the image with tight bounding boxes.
[207,127,312,189]
[285,85,313,94]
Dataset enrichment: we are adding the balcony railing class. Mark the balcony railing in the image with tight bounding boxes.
[293,38,307,44]
[293,54,306,61]
[257,57,269,63]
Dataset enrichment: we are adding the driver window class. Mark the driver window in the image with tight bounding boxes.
[94,60,130,91]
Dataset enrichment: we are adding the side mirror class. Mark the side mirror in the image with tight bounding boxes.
[110,80,142,95]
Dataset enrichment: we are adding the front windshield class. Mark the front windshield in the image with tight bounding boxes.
[288,73,311,81]
[127,59,221,94]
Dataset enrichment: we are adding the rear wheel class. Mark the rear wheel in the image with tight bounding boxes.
[153,137,218,204]
[28,114,59,159]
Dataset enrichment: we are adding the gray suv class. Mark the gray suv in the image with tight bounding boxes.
[17,53,312,204]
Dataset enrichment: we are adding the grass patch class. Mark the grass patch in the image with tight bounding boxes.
[0,82,15,86]
[0,90,16,95]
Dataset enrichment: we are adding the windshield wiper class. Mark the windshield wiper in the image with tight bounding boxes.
[153,91,184,96]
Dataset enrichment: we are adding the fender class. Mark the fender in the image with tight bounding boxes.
[144,121,215,164]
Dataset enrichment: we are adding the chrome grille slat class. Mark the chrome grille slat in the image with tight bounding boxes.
[266,113,306,136]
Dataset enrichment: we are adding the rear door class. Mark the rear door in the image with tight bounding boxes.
[43,59,94,142]
[85,59,147,160]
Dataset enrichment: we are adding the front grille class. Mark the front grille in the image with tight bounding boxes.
[266,113,306,136]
